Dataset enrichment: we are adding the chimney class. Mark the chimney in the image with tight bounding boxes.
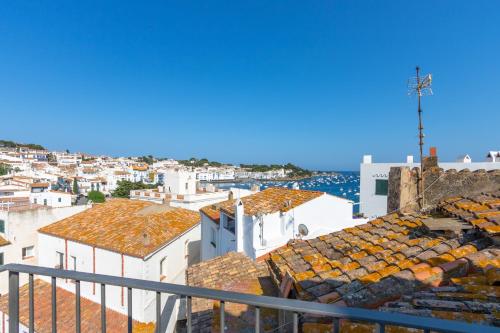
[235,199,245,253]
[142,232,151,246]
[228,191,234,201]
[362,155,372,164]
[406,155,414,164]
[250,184,260,192]
[423,146,439,172]
[291,182,300,190]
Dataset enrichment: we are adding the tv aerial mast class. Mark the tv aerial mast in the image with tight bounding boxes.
[408,66,433,209]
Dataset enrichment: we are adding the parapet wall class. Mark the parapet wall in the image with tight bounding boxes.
[388,166,500,213]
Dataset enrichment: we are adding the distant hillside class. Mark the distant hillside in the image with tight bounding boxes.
[0,139,46,150]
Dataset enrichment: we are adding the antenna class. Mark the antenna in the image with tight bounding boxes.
[408,66,433,209]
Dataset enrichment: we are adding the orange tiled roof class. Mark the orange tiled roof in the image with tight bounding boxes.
[200,204,221,224]
[30,182,49,188]
[0,279,154,333]
[438,191,500,235]
[132,165,148,171]
[0,235,10,247]
[268,194,500,305]
[378,246,500,327]
[213,188,324,217]
[186,252,270,332]
[39,199,200,258]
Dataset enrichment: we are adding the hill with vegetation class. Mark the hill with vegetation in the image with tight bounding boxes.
[0,139,46,150]
[240,163,312,178]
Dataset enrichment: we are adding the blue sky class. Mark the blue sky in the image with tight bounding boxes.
[0,1,499,170]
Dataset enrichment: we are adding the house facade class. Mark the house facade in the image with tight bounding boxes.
[37,199,201,331]
[200,187,363,261]
[360,149,500,219]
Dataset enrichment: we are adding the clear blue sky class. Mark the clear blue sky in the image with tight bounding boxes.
[0,1,499,170]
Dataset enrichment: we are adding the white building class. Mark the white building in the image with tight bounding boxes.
[159,169,197,195]
[200,187,363,261]
[54,152,82,166]
[0,199,88,294]
[37,199,201,332]
[360,151,500,219]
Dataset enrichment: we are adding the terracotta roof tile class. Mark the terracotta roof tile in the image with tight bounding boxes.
[38,199,200,258]
[0,279,154,333]
[212,187,325,217]
[0,235,9,247]
[438,192,500,235]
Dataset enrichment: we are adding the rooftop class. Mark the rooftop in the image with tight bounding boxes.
[0,279,154,333]
[209,187,325,217]
[38,199,200,258]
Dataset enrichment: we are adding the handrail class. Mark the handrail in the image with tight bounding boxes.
[1,263,497,333]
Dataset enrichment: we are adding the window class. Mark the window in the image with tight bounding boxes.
[43,199,47,206]
[224,215,235,234]
[33,198,37,204]
[22,246,34,259]
[55,251,64,269]
[0,253,4,265]
[210,228,217,247]
[184,240,190,259]
[185,182,188,190]
[58,197,62,203]
[375,179,388,196]
[0,219,5,233]
[160,257,167,281]
[70,256,77,270]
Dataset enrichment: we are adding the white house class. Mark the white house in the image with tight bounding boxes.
[486,151,500,163]
[360,150,500,219]
[456,154,472,163]
[200,187,363,261]
[37,199,201,332]
[159,169,197,195]
[0,199,88,294]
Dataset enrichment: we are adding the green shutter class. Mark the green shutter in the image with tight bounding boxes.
[375,179,388,196]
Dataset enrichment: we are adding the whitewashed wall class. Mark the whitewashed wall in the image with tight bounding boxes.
[37,223,200,330]
[0,205,88,294]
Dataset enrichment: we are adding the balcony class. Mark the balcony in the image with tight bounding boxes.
[0,263,496,333]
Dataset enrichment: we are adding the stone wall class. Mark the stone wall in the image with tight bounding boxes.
[388,166,500,213]
[387,166,420,213]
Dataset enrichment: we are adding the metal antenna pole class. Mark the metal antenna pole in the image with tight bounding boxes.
[416,66,424,209]
[408,66,432,211]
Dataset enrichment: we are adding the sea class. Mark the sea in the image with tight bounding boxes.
[214,171,361,213]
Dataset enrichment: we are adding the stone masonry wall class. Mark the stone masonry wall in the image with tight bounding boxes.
[388,167,500,213]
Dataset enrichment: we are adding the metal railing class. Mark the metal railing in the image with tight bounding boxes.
[0,263,496,333]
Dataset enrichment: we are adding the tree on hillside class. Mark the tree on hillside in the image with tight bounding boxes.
[0,163,11,176]
[72,179,79,194]
[112,180,157,198]
[88,191,105,203]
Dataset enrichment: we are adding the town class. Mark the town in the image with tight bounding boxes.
[0,140,498,332]
[1,1,499,332]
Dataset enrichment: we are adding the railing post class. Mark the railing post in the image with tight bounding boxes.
[8,271,19,333]
[332,317,340,333]
[156,292,161,333]
[76,280,81,333]
[375,322,385,333]
[255,307,260,333]
[186,296,192,333]
[219,301,225,333]
[52,276,57,333]
[293,312,298,333]
[127,288,133,333]
[29,274,34,333]
[101,284,106,333]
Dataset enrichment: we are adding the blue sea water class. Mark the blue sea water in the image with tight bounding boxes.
[215,171,361,213]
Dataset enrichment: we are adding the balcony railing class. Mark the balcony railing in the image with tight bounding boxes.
[0,263,496,333]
